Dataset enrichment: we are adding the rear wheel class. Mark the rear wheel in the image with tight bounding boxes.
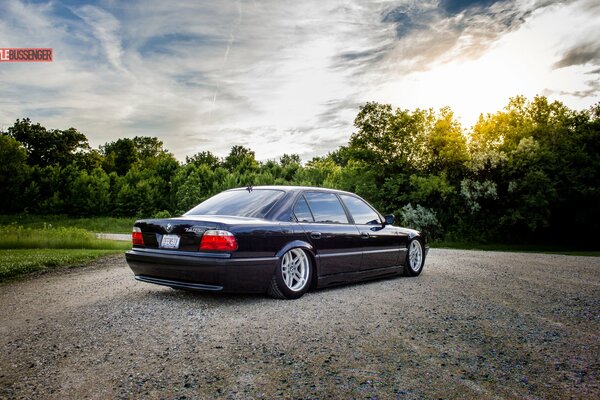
[268,248,312,299]
[404,239,424,277]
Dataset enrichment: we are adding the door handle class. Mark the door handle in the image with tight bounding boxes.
[361,232,370,239]
[310,231,322,239]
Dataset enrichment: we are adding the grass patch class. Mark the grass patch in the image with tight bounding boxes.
[431,241,600,256]
[0,249,122,282]
[0,225,130,281]
[0,225,131,250]
[0,214,136,234]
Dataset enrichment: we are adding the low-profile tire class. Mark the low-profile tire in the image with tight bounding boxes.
[268,248,312,299]
[404,238,424,277]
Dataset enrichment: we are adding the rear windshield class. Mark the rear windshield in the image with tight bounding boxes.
[185,189,284,218]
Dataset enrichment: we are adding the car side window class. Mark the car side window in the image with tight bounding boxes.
[339,194,381,225]
[293,195,314,222]
[304,192,349,224]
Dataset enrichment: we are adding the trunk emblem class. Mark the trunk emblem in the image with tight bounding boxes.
[166,223,173,233]
[185,226,206,235]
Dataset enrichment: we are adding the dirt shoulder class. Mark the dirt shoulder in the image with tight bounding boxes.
[1,250,598,399]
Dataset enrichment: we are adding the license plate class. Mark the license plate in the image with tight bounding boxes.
[160,234,180,249]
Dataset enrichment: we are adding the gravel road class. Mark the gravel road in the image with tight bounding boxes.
[1,249,598,399]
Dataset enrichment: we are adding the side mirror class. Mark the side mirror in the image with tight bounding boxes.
[384,214,395,226]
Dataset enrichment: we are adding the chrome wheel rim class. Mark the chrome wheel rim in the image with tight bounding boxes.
[281,248,310,292]
[409,240,423,272]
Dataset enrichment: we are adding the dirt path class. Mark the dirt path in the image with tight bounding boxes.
[1,250,598,399]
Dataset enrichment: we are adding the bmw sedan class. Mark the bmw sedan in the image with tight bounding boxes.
[125,186,428,299]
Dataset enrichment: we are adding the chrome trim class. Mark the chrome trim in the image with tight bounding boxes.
[363,248,401,254]
[127,249,278,264]
[228,256,279,263]
[319,250,362,258]
[130,247,231,259]
[319,248,401,258]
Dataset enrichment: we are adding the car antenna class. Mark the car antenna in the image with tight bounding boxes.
[246,185,253,193]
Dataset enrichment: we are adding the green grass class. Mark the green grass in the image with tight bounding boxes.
[431,241,600,256]
[0,249,122,281]
[0,225,131,250]
[0,214,136,234]
[0,224,131,281]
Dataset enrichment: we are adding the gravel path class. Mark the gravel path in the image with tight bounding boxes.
[95,233,130,241]
[1,250,598,399]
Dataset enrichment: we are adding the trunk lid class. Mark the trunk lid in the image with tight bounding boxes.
[133,216,267,251]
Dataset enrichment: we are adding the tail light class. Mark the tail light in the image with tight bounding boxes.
[132,226,144,246]
[200,230,238,251]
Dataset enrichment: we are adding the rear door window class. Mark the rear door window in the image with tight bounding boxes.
[339,194,381,225]
[293,195,314,222]
[304,192,348,224]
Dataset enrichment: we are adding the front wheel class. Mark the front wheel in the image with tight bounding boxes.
[268,248,312,299]
[404,239,424,277]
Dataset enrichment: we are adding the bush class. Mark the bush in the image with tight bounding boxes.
[152,210,171,219]
[398,204,441,240]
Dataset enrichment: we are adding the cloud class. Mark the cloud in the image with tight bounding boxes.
[560,81,600,98]
[73,5,125,71]
[376,0,563,76]
[381,4,434,38]
[0,0,597,162]
[439,0,505,14]
[553,42,600,69]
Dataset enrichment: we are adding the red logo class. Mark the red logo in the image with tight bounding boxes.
[0,48,53,62]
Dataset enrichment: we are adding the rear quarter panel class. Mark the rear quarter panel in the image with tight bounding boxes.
[230,222,305,258]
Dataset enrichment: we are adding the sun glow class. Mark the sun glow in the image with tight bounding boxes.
[372,1,600,129]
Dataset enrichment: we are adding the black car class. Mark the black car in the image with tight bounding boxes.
[126,186,428,299]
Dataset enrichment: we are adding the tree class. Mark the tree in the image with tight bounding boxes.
[278,154,302,181]
[1,96,597,248]
[6,118,90,167]
[223,145,258,173]
[133,136,167,159]
[186,151,221,168]
[424,107,468,178]
[0,135,30,212]
[68,168,111,215]
[348,103,433,170]
[101,138,138,175]
[172,164,217,212]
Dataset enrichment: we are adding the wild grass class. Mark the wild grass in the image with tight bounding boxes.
[0,224,130,281]
[0,225,131,250]
[0,214,136,234]
[0,249,122,281]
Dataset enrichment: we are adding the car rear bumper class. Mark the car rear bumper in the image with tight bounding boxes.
[125,248,279,293]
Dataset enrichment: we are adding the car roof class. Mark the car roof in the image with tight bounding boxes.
[226,185,357,196]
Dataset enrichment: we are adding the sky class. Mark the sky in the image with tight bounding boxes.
[1,0,599,161]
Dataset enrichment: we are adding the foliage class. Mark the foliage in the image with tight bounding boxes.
[0,135,29,212]
[398,204,441,239]
[5,118,90,167]
[153,210,172,219]
[1,95,598,247]
[460,178,498,213]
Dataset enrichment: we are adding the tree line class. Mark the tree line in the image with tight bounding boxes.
[1,95,598,245]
